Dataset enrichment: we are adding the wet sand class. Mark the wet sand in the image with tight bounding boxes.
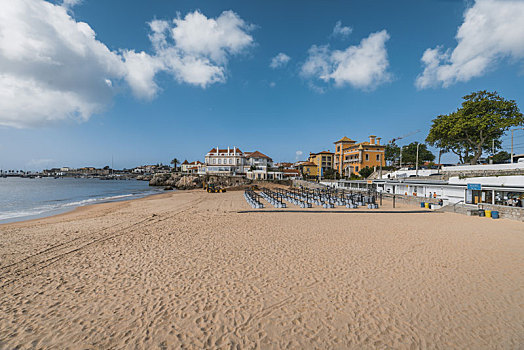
[1,190,523,349]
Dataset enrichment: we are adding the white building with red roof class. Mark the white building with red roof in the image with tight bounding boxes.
[245,150,277,180]
[204,146,247,175]
[181,160,204,174]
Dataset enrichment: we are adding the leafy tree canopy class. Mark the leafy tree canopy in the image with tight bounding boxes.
[401,142,435,166]
[426,90,523,164]
[492,151,511,164]
[358,166,374,179]
[385,143,400,165]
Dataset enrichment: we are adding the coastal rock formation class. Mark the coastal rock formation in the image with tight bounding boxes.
[149,173,203,190]
[149,173,179,187]
[150,173,254,190]
[136,175,153,181]
[175,176,202,190]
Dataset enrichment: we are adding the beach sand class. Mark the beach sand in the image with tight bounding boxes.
[1,190,523,349]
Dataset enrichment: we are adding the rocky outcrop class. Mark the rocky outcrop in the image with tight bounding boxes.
[175,176,203,190]
[136,174,153,181]
[149,173,203,190]
[149,174,255,190]
[149,173,178,187]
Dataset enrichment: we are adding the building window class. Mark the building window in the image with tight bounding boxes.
[355,166,359,171]
[365,154,369,161]
[212,159,216,164]
[218,159,221,164]
[376,155,380,161]
[229,159,232,164]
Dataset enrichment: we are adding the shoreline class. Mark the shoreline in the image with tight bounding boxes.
[0,189,172,228]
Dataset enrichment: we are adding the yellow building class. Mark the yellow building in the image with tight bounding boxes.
[308,151,334,177]
[296,161,318,178]
[334,135,385,176]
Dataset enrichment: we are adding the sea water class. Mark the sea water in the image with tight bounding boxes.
[0,177,163,224]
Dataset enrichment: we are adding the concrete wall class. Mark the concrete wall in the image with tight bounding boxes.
[477,203,524,222]
[442,163,524,179]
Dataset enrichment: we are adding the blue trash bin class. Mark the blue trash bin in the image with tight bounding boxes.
[420,202,425,208]
[491,211,499,219]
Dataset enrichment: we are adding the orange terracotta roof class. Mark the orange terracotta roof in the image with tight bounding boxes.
[334,136,355,143]
[208,148,243,154]
[310,151,334,155]
[245,150,272,159]
[299,161,317,166]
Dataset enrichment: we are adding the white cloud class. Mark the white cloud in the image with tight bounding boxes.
[332,21,352,38]
[171,10,254,64]
[270,53,291,69]
[301,30,391,91]
[295,150,303,160]
[61,0,81,8]
[416,0,524,89]
[0,1,254,128]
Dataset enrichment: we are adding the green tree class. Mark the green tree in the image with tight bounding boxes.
[385,143,400,166]
[358,166,374,179]
[323,168,337,179]
[400,142,435,166]
[170,158,179,172]
[492,151,511,164]
[427,91,523,164]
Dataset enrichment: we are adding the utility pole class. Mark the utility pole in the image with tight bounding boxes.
[415,143,420,177]
[491,139,495,164]
[399,147,403,169]
[379,154,382,179]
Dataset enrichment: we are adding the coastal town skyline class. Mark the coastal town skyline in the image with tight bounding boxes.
[1,0,524,170]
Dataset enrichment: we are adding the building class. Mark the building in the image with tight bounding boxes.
[245,151,274,180]
[334,175,524,207]
[180,160,190,172]
[205,147,246,175]
[296,161,317,178]
[308,151,334,177]
[334,135,385,177]
[275,162,294,169]
[282,169,301,180]
[181,160,203,173]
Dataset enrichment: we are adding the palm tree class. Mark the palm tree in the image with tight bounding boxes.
[170,158,179,172]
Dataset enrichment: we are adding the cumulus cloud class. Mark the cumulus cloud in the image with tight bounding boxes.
[295,150,303,160]
[270,53,291,69]
[332,21,352,38]
[0,1,254,128]
[301,30,391,91]
[416,0,524,89]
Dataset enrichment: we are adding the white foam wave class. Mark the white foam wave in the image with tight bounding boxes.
[0,192,154,222]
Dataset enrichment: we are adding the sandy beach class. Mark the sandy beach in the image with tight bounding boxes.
[1,189,523,349]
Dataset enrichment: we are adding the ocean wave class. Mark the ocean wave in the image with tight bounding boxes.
[0,191,159,222]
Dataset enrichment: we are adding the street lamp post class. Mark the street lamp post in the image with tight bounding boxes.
[415,143,420,177]
[399,146,403,169]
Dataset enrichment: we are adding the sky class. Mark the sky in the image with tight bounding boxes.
[1,0,524,171]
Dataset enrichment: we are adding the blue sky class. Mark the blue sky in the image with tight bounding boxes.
[1,0,524,170]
